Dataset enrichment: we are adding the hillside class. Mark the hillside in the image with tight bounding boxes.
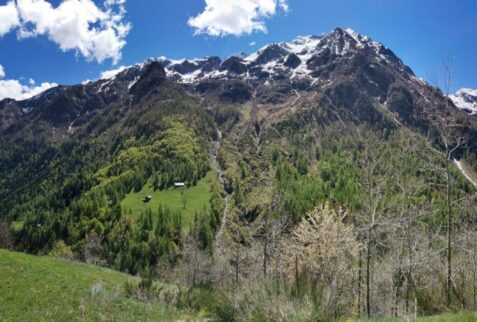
[4,249,477,322]
[0,249,195,321]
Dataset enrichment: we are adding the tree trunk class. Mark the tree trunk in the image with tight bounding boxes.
[235,248,239,287]
[263,240,268,277]
[295,254,299,295]
[472,268,476,310]
[263,218,268,277]
[366,233,372,318]
[406,217,413,315]
[192,250,198,287]
[394,243,404,317]
[446,157,452,307]
[472,248,477,310]
[358,249,363,317]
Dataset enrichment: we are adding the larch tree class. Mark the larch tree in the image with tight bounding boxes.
[280,203,360,318]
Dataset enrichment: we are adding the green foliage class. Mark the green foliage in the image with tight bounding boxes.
[48,240,73,259]
[318,152,361,210]
[209,177,224,231]
[273,151,360,223]
[104,205,182,275]
[10,97,215,277]
[191,210,215,252]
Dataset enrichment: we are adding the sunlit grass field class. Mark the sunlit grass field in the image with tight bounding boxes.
[121,171,213,227]
[0,250,196,321]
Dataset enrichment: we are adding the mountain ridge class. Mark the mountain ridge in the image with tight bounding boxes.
[1,27,464,135]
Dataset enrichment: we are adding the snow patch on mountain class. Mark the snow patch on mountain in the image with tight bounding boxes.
[154,28,400,85]
[450,88,477,115]
[7,27,411,106]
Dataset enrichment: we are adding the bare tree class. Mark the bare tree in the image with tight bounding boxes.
[393,131,433,316]
[80,232,104,265]
[428,61,471,306]
[0,219,14,250]
[356,133,390,317]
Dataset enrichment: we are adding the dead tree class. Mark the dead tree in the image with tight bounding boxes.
[356,133,390,318]
[428,61,471,306]
[393,132,434,316]
[0,220,14,250]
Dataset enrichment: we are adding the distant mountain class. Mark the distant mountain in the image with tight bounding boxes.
[450,88,477,115]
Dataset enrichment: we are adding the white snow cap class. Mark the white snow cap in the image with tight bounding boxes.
[450,88,477,115]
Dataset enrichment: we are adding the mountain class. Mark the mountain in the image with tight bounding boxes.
[2,27,477,320]
[160,28,413,85]
[3,28,475,146]
[450,88,477,115]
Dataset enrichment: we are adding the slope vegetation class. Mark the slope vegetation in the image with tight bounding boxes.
[0,249,194,321]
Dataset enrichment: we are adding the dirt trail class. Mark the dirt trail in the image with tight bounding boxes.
[454,159,477,187]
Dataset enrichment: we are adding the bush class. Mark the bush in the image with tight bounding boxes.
[48,240,73,259]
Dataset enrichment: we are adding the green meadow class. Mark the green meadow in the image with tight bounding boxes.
[121,171,213,226]
[0,250,196,321]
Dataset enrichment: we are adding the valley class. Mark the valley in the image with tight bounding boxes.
[1,27,477,321]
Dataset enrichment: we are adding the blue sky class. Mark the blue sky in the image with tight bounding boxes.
[0,0,475,99]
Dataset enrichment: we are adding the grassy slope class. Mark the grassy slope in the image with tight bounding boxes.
[121,171,213,226]
[0,250,193,321]
[2,249,477,322]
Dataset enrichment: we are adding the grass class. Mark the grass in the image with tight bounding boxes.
[353,311,477,322]
[2,248,477,322]
[0,249,199,321]
[121,171,213,226]
[416,312,477,321]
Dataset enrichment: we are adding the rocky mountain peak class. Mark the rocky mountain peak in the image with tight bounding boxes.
[152,27,411,86]
[450,88,477,115]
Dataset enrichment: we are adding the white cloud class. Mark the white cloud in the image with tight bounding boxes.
[278,0,289,13]
[99,65,127,79]
[0,0,130,64]
[249,41,256,46]
[0,64,57,100]
[188,0,288,37]
[0,1,19,36]
[0,79,57,100]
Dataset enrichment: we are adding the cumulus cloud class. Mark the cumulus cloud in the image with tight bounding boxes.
[0,0,130,64]
[0,1,20,36]
[188,0,289,37]
[0,64,57,100]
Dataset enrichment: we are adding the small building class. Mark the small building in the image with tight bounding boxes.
[174,182,186,189]
[143,195,152,202]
